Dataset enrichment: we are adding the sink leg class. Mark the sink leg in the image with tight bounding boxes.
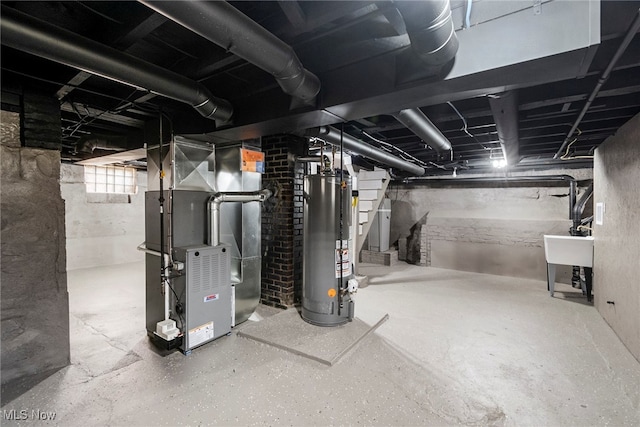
[547,263,556,297]
[584,266,593,302]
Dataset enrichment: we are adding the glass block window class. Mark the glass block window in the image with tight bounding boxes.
[84,165,137,194]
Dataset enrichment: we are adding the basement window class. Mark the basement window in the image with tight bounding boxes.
[84,165,137,195]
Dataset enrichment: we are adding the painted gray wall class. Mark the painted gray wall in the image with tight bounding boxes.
[389,168,593,282]
[0,111,70,398]
[593,113,640,362]
[61,164,147,271]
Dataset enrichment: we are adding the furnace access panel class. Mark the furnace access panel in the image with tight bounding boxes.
[174,245,232,352]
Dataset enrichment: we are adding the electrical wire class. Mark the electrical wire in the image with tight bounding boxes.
[2,66,162,143]
[63,88,139,140]
[429,161,447,170]
[1,66,153,106]
[164,276,185,332]
[560,128,594,160]
[361,130,434,168]
[447,101,490,150]
[465,0,473,29]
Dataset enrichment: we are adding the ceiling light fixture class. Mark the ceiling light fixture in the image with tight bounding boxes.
[492,159,507,168]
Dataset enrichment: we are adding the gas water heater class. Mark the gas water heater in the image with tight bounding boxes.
[302,174,355,326]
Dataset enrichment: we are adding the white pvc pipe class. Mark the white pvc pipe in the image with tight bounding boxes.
[164,271,170,321]
[138,243,171,321]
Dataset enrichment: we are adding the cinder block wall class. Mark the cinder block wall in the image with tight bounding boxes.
[593,113,640,362]
[60,163,147,270]
[1,110,70,400]
[389,169,593,282]
[261,135,306,308]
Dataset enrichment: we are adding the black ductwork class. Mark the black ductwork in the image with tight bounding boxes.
[395,0,458,66]
[140,1,321,103]
[489,91,520,166]
[306,126,425,176]
[0,5,233,122]
[390,1,456,154]
[393,109,451,152]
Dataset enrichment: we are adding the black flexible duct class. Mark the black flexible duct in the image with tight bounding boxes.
[140,0,321,103]
[0,5,233,122]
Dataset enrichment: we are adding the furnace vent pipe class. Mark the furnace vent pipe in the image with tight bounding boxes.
[392,109,451,152]
[395,0,459,66]
[140,1,321,103]
[208,190,272,247]
[0,5,233,122]
[306,126,426,176]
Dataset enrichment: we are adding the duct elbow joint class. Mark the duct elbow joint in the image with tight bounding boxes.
[276,69,321,102]
[194,97,233,122]
[396,0,459,67]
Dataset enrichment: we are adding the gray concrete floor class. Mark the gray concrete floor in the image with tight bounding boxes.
[2,262,639,426]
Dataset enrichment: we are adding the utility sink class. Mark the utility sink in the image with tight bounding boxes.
[544,235,594,267]
[544,235,594,300]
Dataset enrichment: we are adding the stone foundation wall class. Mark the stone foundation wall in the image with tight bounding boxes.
[1,110,70,398]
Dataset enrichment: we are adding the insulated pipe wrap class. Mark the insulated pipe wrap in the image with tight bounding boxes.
[0,5,233,122]
[140,0,321,102]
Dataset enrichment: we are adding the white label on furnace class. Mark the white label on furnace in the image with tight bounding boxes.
[189,321,214,348]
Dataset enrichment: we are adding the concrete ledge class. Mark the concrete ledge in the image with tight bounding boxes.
[360,249,399,266]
